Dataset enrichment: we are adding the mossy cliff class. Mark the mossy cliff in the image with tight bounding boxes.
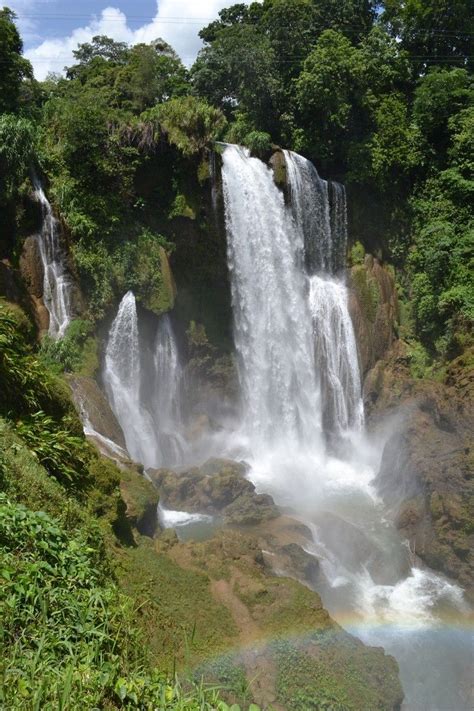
[366,341,474,598]
[347,250,399,378]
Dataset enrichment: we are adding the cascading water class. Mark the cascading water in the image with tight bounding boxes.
[33,180,74,338]
[309,277,364,434]
[103,291,157,467]
[283,149,364,435]
[222,145,322,451]
[221,144,470,710]
[103,292,186,468]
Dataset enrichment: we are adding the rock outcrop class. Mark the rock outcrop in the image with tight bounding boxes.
[149,457,279,526]
[368,343,474,596]
[348,254,399,377]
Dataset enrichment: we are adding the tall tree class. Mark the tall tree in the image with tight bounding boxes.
[0,8,33,113]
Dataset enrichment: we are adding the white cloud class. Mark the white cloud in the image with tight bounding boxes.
[22,1,234,80]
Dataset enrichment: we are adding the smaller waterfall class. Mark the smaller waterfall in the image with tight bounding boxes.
[33,181,74,338]
[103,292,186,468]
[284,149,363,436]
[309,276,364,434]
[103,291,157,467]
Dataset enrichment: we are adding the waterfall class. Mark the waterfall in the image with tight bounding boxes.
[103,292,185,468]
[33,181,74,338]
[222,145,362,443]
[221,145,322,449]
[103,291,156,467]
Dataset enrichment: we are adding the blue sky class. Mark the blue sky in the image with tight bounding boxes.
[8,0,237,79]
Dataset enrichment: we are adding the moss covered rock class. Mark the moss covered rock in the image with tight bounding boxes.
[149,458,279,525]
[348,254,399,377]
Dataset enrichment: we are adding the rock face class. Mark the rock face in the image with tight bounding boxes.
[68,375,127,452]
[149,457,279,525]
[269,149,288,194]
[369,343,474,595]
[348,254,399,377]
[18,236,50,332]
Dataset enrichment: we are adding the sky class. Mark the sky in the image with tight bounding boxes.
[7,0,238,80]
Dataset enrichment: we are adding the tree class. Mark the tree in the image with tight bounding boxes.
[382,0,474,72]
[0,114,36,203]
[154,96,226,156]
[413,68,473,164]
[0,8,33,113]
[192,23,281,135]
[114,40,189,112]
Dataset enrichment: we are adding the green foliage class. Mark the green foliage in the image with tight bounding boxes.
[0,114,36,203]
[0,497,232,709]
[382,0,474,71]
[39,319,98,375]
[74,229,174,320]
[156,96,227,156]
[0,302,73,419]
[0,8,33,114]
[349,241,365,266]
[242,131,272,158]
[14,411,89,486]
[115,40,190,112]
[192,21,281,134]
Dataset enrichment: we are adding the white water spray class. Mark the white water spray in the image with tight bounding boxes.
[33,181,74,338]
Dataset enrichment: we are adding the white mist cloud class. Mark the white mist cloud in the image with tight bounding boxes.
[21,1,235,80]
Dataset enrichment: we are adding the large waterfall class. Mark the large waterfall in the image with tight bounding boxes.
[33,181,74,338]
[103,291,185,468]
[222,145,362,444]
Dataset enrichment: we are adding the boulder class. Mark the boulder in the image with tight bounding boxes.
[148,457,279,525]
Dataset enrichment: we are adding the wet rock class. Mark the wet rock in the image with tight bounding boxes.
[148,458,279,525]
[68,375,127,451]
[120,470,159,537]
[275,542,320,583]
[269,149,288,194]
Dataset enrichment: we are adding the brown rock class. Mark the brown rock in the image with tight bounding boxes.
[19,236,44,298]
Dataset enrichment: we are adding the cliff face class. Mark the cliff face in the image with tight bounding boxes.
[367,342,474,597]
